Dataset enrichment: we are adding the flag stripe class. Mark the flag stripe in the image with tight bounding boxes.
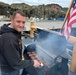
[68,19,76,27]
[68,16,76,25]
[70,9,76,18]
[62,0,76,39]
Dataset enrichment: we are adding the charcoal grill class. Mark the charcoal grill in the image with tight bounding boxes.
[22,29,69,75]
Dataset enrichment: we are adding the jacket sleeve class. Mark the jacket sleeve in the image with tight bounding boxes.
[68,70,76,75]
[2,35,34,69]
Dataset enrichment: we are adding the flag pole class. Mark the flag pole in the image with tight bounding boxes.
[62,0,74,29]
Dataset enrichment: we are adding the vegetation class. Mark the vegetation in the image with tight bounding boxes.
[0,2,68,19]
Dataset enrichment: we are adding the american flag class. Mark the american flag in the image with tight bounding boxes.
[62,0,76,39]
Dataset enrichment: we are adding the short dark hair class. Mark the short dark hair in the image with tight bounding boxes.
[12,10,26,19]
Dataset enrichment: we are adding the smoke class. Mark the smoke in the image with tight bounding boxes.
[34,29,67,57]
[33,29,67,68]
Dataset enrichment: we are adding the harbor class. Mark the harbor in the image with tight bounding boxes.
[0,20,64,29]
[0,20,76,37]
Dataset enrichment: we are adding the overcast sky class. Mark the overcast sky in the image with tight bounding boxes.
[0,0,72,7]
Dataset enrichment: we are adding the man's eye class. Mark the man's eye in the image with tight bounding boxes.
[22,22,25,24]
[17,21,21,23]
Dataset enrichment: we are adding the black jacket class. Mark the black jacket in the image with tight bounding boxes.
[0,23,34,72]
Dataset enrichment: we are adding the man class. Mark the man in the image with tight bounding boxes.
[0,10,40,75]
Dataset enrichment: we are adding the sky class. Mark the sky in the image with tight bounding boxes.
[0,0,72,7]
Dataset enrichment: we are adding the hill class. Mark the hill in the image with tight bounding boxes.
[0,2,68,18]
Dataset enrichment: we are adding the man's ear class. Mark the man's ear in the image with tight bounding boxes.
[10,15,13,21]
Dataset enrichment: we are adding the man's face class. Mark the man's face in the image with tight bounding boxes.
[11,13,26,32]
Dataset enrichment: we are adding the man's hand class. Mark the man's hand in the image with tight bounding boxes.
[33,60,41,68]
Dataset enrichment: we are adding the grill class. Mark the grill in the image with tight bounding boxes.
[22,29,69,75]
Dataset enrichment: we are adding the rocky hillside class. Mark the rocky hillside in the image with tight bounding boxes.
[0,2,68,19]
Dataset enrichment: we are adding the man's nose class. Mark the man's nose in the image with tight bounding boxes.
[20,22,24,27]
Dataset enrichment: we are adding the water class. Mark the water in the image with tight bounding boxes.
[0,20,63,30]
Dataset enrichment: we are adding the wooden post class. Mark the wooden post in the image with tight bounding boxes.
[30,22,35,38]
[70,44,76,72]
[68,36,76,72]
